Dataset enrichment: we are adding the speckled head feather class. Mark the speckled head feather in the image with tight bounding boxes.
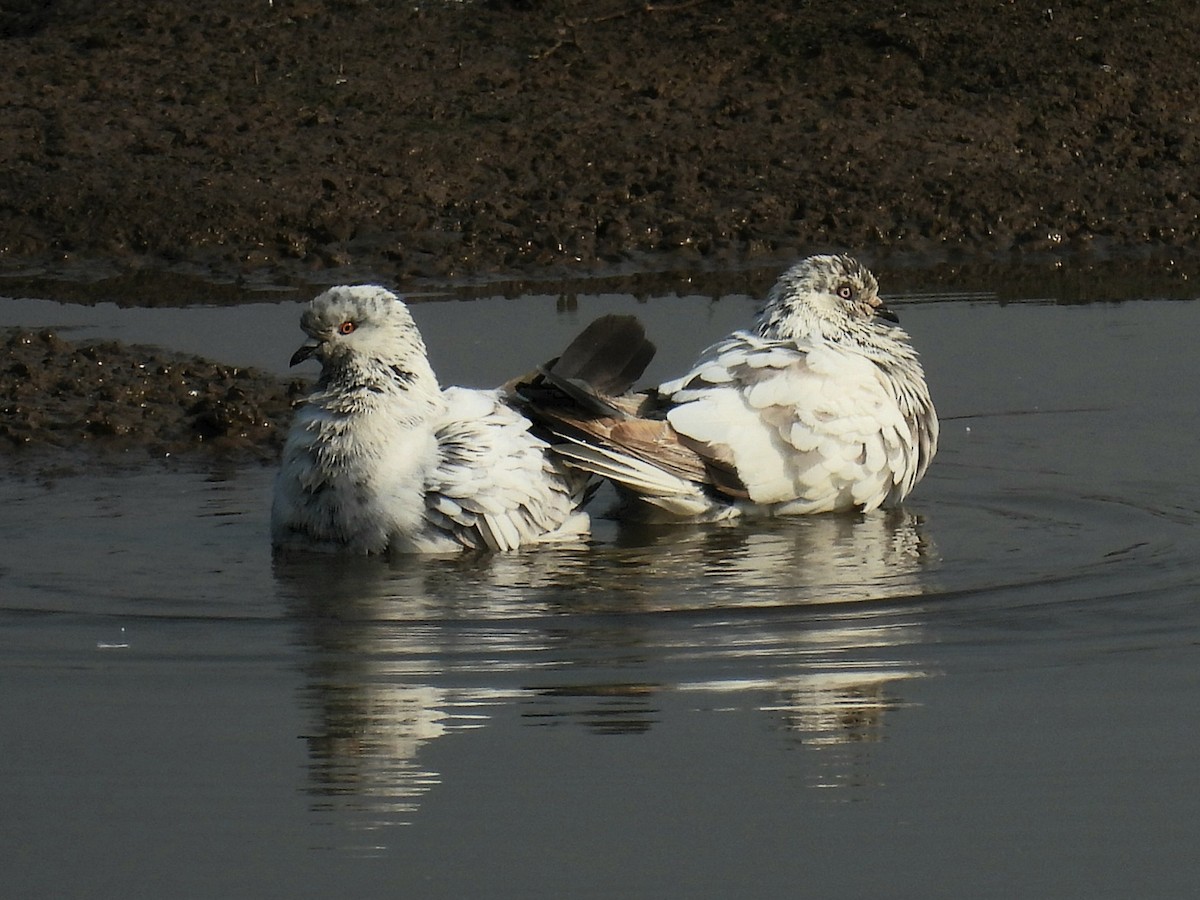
[290,285,437,394]
[754,254,891,343]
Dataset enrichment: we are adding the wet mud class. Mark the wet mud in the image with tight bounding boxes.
[0,328,303,463]
[4,0,1199,278]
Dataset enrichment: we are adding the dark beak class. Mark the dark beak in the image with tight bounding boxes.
[874,303,900,324]
[873,294,902,321]
[289,342,320,367]
[865,292,899,324]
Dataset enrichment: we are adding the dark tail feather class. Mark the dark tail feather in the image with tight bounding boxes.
[527,315,656,418]
[546,314,655,396]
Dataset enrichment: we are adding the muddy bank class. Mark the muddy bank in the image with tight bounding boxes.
[0,328,303,462]
[3,0,1200,283]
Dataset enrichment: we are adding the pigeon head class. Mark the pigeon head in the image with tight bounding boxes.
[755,255,897,342]
[290,285,430,374]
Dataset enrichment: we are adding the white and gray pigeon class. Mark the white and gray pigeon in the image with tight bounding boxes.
[519,254,939,522]
[271,285,650,554]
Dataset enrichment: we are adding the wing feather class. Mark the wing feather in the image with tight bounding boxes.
[660,333,917,511]
[424,387,588,550]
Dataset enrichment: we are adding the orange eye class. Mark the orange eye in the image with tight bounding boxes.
[337,321,356,335]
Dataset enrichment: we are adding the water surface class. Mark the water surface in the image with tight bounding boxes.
[3,267,1199,898]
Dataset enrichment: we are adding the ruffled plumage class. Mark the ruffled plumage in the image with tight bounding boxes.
[272,285,609,554]
[519,255,939,522]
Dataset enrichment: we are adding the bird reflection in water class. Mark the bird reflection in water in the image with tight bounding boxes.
[274,507,937,834]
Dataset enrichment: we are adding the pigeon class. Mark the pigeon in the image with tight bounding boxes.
[271,285,652,554]
[518,254,939,522]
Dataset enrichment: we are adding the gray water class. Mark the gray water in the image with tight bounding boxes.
[3,266,1199,898]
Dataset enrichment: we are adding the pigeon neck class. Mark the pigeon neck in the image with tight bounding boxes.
[757,307,913,356]
[314,355,443,414]
[754,307,845,344]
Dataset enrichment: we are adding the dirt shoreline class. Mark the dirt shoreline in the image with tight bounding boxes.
[4,1,1200,282]
[3,1,1200,462]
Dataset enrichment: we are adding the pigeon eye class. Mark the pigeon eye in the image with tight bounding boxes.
[836,285,854,301]
[337,321,357,335]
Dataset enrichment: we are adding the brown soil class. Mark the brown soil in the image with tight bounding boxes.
[3,0,1199,280]
[2,0,1199,461]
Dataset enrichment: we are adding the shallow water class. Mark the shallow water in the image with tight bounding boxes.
[3,267,1200,898]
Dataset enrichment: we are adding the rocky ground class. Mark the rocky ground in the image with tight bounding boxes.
[2,0,1199,459]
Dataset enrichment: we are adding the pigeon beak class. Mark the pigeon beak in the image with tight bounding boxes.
[290,341,321,367]
[869,294,900,324]
[875,304,900,324]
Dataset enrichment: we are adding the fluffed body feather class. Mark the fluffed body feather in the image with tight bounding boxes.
[272,286,598,554]
[522,255,938,522]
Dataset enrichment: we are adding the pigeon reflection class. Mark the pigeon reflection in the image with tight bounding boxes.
[276,548,595,831]
[275,508,936,830]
